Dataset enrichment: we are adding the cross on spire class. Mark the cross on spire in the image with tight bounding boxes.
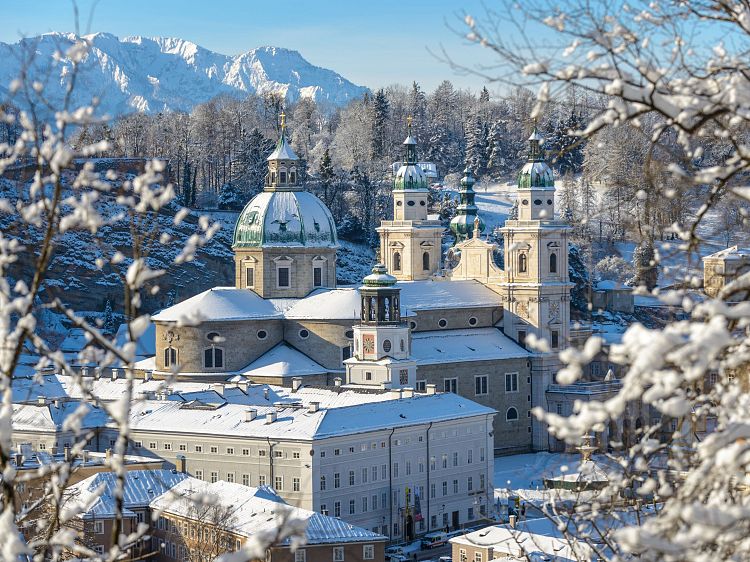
[280,111,287,133]
[407,115,413,134]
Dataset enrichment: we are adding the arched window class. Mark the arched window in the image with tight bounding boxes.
[549,252,557,273]
[204,347,224,369]
[164,347,177,367]
[506,407,519,421]
[393,252,402,272]
[422,252,430,271]
[518,253,528,273]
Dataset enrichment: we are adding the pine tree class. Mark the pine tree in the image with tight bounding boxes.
[218,182,244,210]
[465,115,488,178]
[629,241,658,290]
[508,199,519,220]
[319,148,335,206]
[233,128,273,199]
[487,119,513,180]
[371,89,389,160]
[568,244,590,315]
[103,299,115,335]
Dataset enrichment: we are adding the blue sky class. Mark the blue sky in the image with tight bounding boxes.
[0,0,503,92]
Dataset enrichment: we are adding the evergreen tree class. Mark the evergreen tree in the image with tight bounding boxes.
[319,148,335,206]
[629,241,658,290]
[548,110,585,175]
[508,199,519,220]
[465,115,488,178]
[233,128,273,199]
[487,119,514,179]
[103,299,115,335]
[568,244,590,315]
[371,89,390,160]
[218,182,244,210]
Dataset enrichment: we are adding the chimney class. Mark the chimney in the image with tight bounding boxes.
[265,412,277,424]
[292,378,302,392]
[426,384,437,395]
[177,455,186,473]
[53,399,60,409]
[111,369,119,381]
[390,388,402,400]
[37,396,46,406]
[144,371,152,382]
[14,453,22,467]
[94,367,101,380]
[105,448,112,463]
[244,409,257,422]
[82,450,89,464]
[334,377,342,387]
[81,366,89,377]
[237,381,249,393]
[264,388,269,400]
[308,402,320,413]
[402,387,414,399]
[509,514,517,528]
[213,383,224,396]
[63,445,70,462]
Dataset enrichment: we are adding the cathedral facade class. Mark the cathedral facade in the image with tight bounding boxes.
[148,120,576,454]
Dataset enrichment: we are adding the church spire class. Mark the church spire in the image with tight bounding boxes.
[450,167,484,243]
[265,110,300,191]
[403,115,418,165]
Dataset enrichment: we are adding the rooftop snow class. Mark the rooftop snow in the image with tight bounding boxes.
[151,287,285,323]
[11,401,108,432]
[703,244,750,260]
[411,328,529,365]
[240,343,327,378]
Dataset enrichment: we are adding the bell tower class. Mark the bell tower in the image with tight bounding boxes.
[345,264,416,388]
[499,126,573,450]
[377,118,444,281]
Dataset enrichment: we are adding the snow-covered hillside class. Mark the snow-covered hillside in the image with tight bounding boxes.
[0,32,368,115]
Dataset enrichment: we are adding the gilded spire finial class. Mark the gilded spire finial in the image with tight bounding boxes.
[280,111,287,133]
[407,115,413,134]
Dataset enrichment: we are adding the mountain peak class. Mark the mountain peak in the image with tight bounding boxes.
[0,33,368,115]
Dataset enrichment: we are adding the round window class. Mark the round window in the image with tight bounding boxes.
[438,318,448,328]
[345,330,354,339]
[522,199,529,205]
[396,201,403,206]
[534,199,542,205]
[383,339,392,352]
[469,317,478,326]
[206,332,220,342]
[547,199,553,205]
[407,200,416,206]
[299,329,310,339]
[420,200,426,206]
[257,330,267,340]
[409,321,417,330]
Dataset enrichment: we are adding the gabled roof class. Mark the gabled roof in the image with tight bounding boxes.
[703,245,750,260]
[241,343,327,378]
[151,287,284,323]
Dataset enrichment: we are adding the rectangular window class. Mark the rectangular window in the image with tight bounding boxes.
[393,462,399,478]
[453,479,459,494]
[293,477,300,491]
[430,483,435,498]
[334,501,341,517]
[416,379,426,392]
[333,547,344,562]
[334,473,341,489]
[406,461,411,475]
[372,466,377,481]
[480,474,485,490]
[362,467,368,483]
[210,446,218,454]
[94,520,104,534]
[275,476,283,490]
[382,492,387,509]
[313,267,322,287]
[475,375,488,395]
[468,450,473,464]
[334,448,341,456]
[363,544,375,560]
[195,470,203,480]
[442,481,448,496]
[178,444,186,451]
[320,504,328,516]
[149,442,157,449]
[293,451,301,459]
[442,454,448,469]
[278,267,290,288]
[399,369,409,385]
[242,474,249,486]
[134,441,142,448]
[480,448,485,462]
[259,449,267,457]
[474,552,482,562]
[227,447,234,455]
[274,450,283,458]
[195,445,203,453]
[210,472,218,483]
[227,472,235,483]
[320,476,326,491]
[518,330,527,347]
[468,477,473,491]
[163,443,172,450]
[362,496,368,512]
[349,499,356,515]
[551,330,559,349]
[242,448,250,456]
[258,475,266,486]
[505,372,519,393]
[372,494,378,510]
[295,550,306,562]
[453,452,459,466]
[246,267,254,288]
[349,471,355,486]
[444,378,457,393]
[381,464,387,480]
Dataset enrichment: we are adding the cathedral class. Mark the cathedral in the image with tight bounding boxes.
[149,117,578,454]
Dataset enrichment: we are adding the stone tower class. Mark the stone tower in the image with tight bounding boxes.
[449,168,485,243]
[345,264,416,388]
[232,113,338,298]
[499,127,573,450]
[377,118,443,281]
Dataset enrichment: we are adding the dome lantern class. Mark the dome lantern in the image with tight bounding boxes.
[517,126,555,190]
[393,116,428,191]
[450,167,485,243]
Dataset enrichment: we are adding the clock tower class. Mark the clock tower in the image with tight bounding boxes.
[345,264,416,388]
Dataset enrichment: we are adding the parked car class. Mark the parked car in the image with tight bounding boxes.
[389,555,410,562]
[438,557,452,562]
[421,531,448,549]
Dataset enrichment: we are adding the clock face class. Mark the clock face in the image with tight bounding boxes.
[362,334,375,356]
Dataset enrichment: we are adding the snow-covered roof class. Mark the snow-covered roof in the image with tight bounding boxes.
[12,401,108,432]
[65,469,190,519]
[240,343,327,378]
[594,279,631,291]
[233,190,338,248]
[397,280,501,311]
[114,321,156,357]
[60,328,88,353]
[411,328,529,365]
[152,479,386,545]
[703,245,750,260]
[151,287,284,323]
[283,288,360,320]
[267,132,299,161]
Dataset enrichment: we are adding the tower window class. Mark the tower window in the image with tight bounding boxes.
[468,317,478,326]
[164,347,177,368]
[518,330,527,346]
[204,347,224,369]
[518,253,528,273]
[534,199,542,205]
[257,330,268,340]
[422,252,430,271]
[299,329,310,339]
[396,200,403,206]
[438,318,448,328]
[246,267,254,287]
[383,339,392,353]
[549,253,557,273]
[393,252,402,272]
[407,200,415,206]
[551,330,560,349]
[506,407,519,421]
[280,171,287,183]
[420,200,426,206]
[313,267,322,287]
[271,172,277,184]
[277,267,290,288]
[290,171,296,184]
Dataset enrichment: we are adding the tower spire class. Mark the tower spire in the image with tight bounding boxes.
[450,167,484,243]
[280,110,287,133]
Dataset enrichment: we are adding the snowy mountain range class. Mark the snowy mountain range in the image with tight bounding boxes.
[0,32,368,115]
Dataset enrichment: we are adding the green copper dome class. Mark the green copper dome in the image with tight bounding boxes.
[518,128,555,190]
[450,167,485,242]
[363,263,397,287]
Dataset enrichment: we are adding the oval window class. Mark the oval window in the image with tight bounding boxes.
[299,329,310,339]
[257,330,267,340]
[522,199,529,205]
[534,199,542,205]
[409,321,417,330]
[407,200,416,206]
[345,330,354,339]
[420,200,426,206]
[547,199,553,205]
[383,339,392,352]
[396,201,403,206]
[438,319,448,328]
[206,332,220,342]
[469,317,478,326]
